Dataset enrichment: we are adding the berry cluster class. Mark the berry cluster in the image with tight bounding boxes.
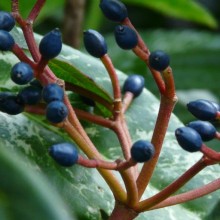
[175,99,220,159]
[0,11,15,51]
[1,1,219,219]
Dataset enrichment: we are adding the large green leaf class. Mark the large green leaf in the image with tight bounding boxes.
[0,29,219,220]
[123,0,218,28]
[0,140,74,220]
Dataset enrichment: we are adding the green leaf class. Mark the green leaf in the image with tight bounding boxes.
[123,0,218,28]
[0,29,219,220]
[49,59,113,117]
[0,141,74,220]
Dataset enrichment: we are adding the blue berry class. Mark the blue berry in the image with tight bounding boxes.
[17,85,42,105]
[131,140,155,163]
[11,62,34,85]
[123,74,145,97]
[0,11,15,31]
[0,30,15,51]
[114,25,138,50]
[149,50,170,71]
[0,92,24,115]
[46,101,68,123]
[30,79,43,89]
[39,28,62,59]
[175,127,203,152]
[99,0,128,22]
[49,142,78,167]
[187,99,218,121]
[83,29,107,58]
[42,83,64,103]
[187,120,216,142]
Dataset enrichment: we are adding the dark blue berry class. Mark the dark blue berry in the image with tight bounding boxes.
[11,62,34,85]
[0,92,24,115]
[99,0,128,22]
[149,50,170,71]
[0,30,15,51]
[83,29,107,58]
[0,11,15,31]
[209,101,220,111]
[114,25,138,50]
[30,79,43,89]
[42,83,64,103]
[175,127,203,152]
[39,28,62,59]
[123,74,145,97]
[187,99,218,121]
[131,140,155,163]
[46,101,68,123]
[17,86,42,105]
[49,142,78,167]
[187,120,216,142]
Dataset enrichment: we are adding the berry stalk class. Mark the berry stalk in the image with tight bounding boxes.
[136,157,208,212]
[136,95,177,199]
[150,177,220,210]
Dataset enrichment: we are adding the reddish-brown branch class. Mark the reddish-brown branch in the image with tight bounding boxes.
[136,157,208,212]
[150,178,220,210]
[136,95,176,199]
[122,92,134,114]
[74,108,114,128]
[77,156,137,170]
[59,119,127,203]
[27,0,46,23]
[101,54,122,119]
[200,144,220,161]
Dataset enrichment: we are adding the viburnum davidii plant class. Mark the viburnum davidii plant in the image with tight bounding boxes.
[0,0,219,220]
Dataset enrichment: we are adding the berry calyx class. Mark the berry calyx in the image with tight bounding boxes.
[11,62,34,85]
[187,120,216,142]
[46,101,68,123]
[187,99,218,121]
[122,74,145,97]
[99,0,128,22]
[175,127,203,152]
[131,140,155,163]
[83,29,107,58]
[0,11,15,31]
[0,30,15,51]
[0,92,24,115]
[39,28,62,59]
[114,25,138,50]
[49,142,78,167]
[17,85,42,105]
[149,50,170,71]
[42,83,64,103]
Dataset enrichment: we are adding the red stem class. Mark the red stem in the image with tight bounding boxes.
[136,157,208,212]
[27,0,46,23]
[200,144,220,161]
[100,54,122,119]
[122,92,134,114]
[77,156,137,170]
[136,95,176,199]
[150,178,220,210]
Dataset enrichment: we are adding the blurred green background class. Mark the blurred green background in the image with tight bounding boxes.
[1,0,220,124]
